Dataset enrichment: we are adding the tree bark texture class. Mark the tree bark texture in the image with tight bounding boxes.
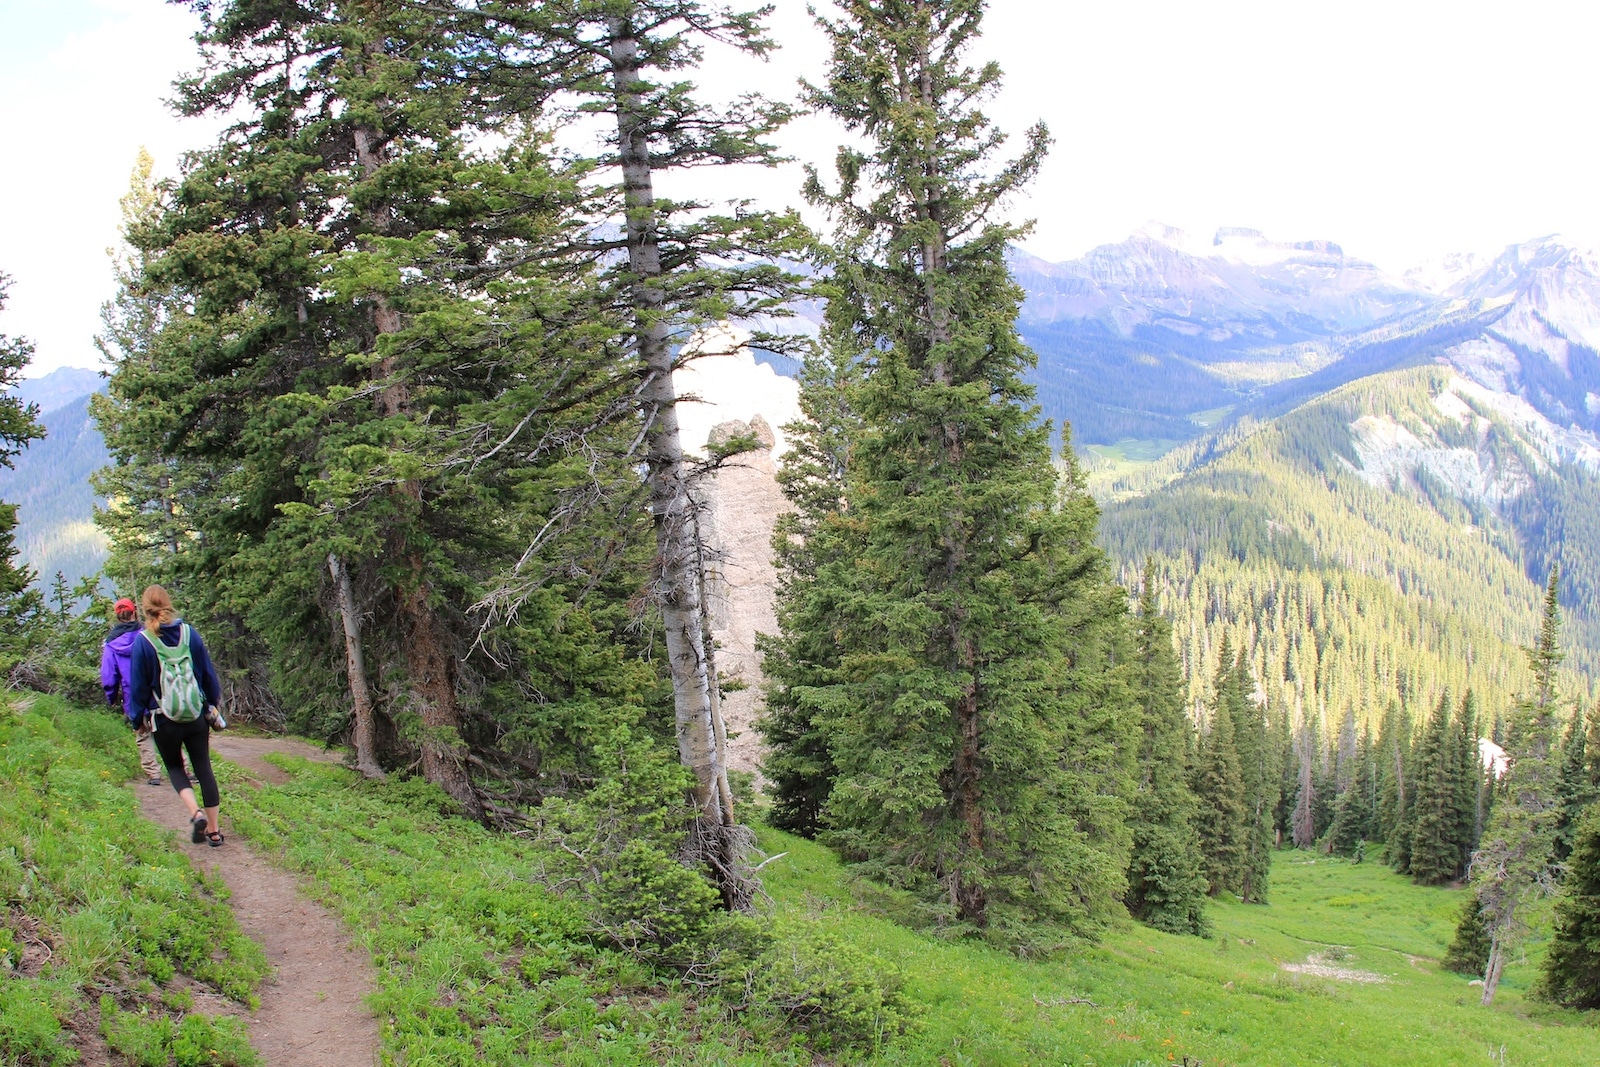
[1481,937,1507,1005]
[329,553,386,780]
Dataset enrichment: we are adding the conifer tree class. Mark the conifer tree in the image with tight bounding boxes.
[759,340,861,836]
[1554,701,1598,862]
[103,0,647,813]
[1468,566,1566,1005]
[1290,716,1319,849]
[1442,892,1491,975]
[1453,691,1485,874]
[1273,699,1297,844]
[91,152,200,600]
[1228,649,1277,903]
[1327,729,1375,855]
[1409,692,1462,885]
[1194,634,1248,895]
[775,0,1137,938]
[466,0,812,904]
[1537,805,1600,1009]
[0,274,46,658]
[1124,561,1209,935]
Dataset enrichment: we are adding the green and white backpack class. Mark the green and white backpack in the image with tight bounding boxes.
[142,625,205,723]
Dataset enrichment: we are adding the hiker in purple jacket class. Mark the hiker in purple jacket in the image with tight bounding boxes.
[100,597,165,786]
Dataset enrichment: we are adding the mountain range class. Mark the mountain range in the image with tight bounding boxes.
[0,368,109,591]
[6,226,1600,728]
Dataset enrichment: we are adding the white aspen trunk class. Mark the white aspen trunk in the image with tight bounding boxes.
[329,553,386,780]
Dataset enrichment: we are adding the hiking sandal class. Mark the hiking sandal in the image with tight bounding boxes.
[191,812,208,844]
[206,831,225,848]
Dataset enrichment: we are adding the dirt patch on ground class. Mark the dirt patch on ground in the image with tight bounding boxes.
[137,735,380,1067]
[210,733,347,785]
[1281,951,1388,984]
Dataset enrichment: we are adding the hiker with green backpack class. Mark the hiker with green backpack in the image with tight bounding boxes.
[128,585,228,848]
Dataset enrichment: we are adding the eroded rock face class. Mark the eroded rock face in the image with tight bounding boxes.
[695,418,787,777]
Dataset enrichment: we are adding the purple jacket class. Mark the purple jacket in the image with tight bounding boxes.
[100,620,142,718]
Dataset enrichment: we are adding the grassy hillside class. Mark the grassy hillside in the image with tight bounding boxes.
[1097,366,1599,733]
[0,694,265,1066]
[6,696,1597,1066]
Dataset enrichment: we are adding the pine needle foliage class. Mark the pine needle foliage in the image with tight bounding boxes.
[1124,561,1209,935]
[1466,565,1566,1005]
[1193,634,1248,896]
[0,275,46,668]
[772,0,1137,943]
[1537,805,1600,1009]
[96,0,654,813]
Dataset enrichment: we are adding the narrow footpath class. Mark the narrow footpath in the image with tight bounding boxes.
[135,736,382,1067]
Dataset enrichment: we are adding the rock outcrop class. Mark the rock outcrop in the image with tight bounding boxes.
[694,416,786,777]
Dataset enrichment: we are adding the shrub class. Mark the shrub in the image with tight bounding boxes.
[539,726,720,953]
[743,921,918,1052]
[1441,892,1490,976]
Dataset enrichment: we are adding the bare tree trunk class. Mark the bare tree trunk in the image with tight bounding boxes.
[607,12,748,909]
[329,553,385,780]
[691,507,738,823]
[1481,936,1507,1005]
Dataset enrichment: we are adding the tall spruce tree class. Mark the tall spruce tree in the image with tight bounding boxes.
[774,0,1137,939]
[1537,805,1600,1009]
[1453,691,1485,875]
[1290,715,1319,849]
[759,339,861,837]
[101,0,654,814]
[1408,692,1463,885]
[1228,649,1277,903]
[1194,634,1248,896]
[1554,701,1598,862]
[1327,728,1375,856]
[1124,561,1209,935]
[1468,566,1566,1005]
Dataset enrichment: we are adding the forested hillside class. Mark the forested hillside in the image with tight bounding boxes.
[1098,366,1599,732]
[0,391,109,590]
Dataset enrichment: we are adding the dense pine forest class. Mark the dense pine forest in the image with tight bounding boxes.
[2,0,1600,1063]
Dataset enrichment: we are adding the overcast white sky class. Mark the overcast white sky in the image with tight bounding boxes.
[4,0,1599,376]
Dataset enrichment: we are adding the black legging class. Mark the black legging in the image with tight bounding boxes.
[151,715,219,808]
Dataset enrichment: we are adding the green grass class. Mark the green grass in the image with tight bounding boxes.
[756,835,1600,1066]
[10,699,1599,1066]
[0,694,265,1067]
[223,748,1600,1066]
[1085,439,1181,465]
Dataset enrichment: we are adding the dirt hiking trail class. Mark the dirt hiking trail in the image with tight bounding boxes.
[136,735,382,1067]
